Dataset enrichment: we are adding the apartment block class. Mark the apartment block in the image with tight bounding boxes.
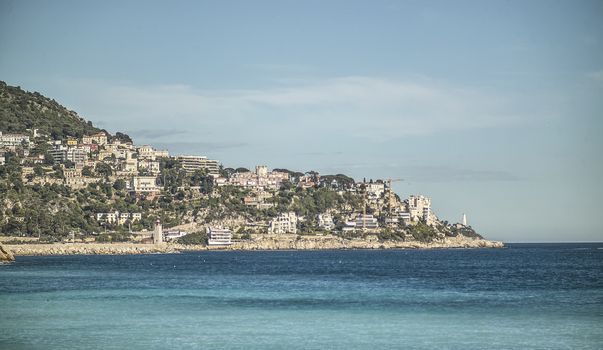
[176,155,220,175]
[269,212,298,234]
[207,227,233,245]
[131,176,160,193]
[82,132,108,146]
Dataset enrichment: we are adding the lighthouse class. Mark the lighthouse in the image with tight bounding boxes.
[462,213,467,227]
[153,219,163,244]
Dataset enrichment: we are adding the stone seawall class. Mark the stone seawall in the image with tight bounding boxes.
[6,235,503,256]
[6,243,182,256]
[228,234,504,250]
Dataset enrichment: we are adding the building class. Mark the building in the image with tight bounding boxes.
[207,227,233,245]
[343,213,379,232]
[163,230,188,242]
[255,165,268,177]
[96,212,119,224]
[137,145,156,160]
[353,214,379,231]
[66,147,87,165]
[318,213,334,231]
[154,150,169,158]
[228,166,290,191]
[66,137,78,146]
[176,155,220,175]
[82,132,108,146]
[138,159,160,175]
[298,173,320,189]
[0,132,30,148]
[366,182,385,197]
[243,191,274,209]
[408,195,431,222]
[49,146,67,164]
[137,145,168,160]
[398,211,411,222]
[131,176,160,193]
[121,153,138,173]
[269,212,298,234]
[96,212,142,225]
[77,143,98,154]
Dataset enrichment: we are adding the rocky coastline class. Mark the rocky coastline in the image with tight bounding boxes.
[0,243,15,261]
[5,234,503,257]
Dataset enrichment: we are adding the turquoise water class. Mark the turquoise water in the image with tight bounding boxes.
[1,244,602,349]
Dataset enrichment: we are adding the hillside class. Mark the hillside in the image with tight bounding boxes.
[0,81,101,139]
[0,81,486,246]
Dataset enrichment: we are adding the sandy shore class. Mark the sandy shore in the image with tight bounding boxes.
[4,235,503,256]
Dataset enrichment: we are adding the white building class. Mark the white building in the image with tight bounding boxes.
[0,131,30,148]
[365,182,386,197]
[207,227,233,245]
[137,145,169,160]
[96,211,142,225]
[163,230,188,242]
[132,176,159,193]
[354,214,379,231]
[228,166,289,190]
[176,155,220,175]
[66,147,88,165]
[48,145,67,163]
[269,212,298,234]
[398,211,411,222]
[138,159,160,175]
[121,153,138,173]
[408,195,431,222]
[82,132,108,146]
[154,150,169,158]
[318,213,334,231]
[255,165,268,177]
[137,145,156,160]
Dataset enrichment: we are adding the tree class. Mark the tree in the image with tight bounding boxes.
[199,175,214,195]
[81,166,94,177]
[113,132,133,144]
[95,162,112,177]
[178,232,207,245]
[33,165,45,177]
[43,152,55,165]
[113,179,126,191]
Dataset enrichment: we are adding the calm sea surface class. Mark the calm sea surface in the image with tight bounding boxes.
[1,244,602,349]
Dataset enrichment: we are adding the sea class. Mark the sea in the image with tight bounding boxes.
[1,243,602,350]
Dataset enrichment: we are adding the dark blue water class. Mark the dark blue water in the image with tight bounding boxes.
[1,244,602,349]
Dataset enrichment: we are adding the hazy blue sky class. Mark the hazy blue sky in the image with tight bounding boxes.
[1,0,602,242]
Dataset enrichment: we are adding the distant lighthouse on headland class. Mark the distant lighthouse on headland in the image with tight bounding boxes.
[153,219,163,244]
[462,213,467,227]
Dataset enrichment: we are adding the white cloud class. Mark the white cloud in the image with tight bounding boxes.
[54,76,526,143]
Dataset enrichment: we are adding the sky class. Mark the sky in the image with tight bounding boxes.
[1,0,602,242]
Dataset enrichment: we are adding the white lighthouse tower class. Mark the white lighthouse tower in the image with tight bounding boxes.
[153,219,163,244]
[461,213,467,227]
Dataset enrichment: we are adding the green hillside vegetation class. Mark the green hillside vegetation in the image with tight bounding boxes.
[0,81,101,139]
[0,80,477,243]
